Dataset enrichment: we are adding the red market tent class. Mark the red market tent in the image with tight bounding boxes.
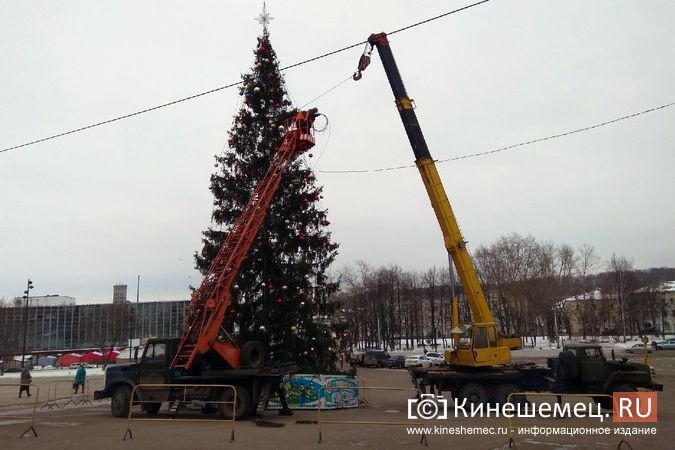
[102,350,120,363]
[58,353,82,367]
[81,351,104,363]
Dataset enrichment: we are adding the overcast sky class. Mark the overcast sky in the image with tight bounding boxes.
[1,1,673,304]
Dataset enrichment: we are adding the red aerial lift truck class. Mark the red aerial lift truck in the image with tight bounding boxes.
[95,109,320,419]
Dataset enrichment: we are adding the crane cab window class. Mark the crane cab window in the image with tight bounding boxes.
[487,327,497,347]
[473,328,488,349]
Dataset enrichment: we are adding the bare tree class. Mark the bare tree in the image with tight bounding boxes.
[422,267,439,350]
[607,254,634,342]
[574,244,600,337]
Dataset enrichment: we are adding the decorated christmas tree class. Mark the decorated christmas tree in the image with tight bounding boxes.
[195,12,339,371]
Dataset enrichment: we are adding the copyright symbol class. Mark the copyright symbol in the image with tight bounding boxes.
[416,399,438,420]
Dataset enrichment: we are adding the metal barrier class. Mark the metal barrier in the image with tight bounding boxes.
[41,380,59,409]
[42,379,93,409]
[317,386,427,446]
[122,383,237,443]
[0,383,40,437]
[63,378,93,407]
[505,392,632,449]
[356,376,369,407]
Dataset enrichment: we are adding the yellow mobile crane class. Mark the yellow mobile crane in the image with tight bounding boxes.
[352,34,662,407]
[354,33,522,369]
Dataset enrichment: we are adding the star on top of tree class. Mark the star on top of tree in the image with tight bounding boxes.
[255,2,274,31]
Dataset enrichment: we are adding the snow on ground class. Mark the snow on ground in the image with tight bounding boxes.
[354,335,675,357]
[1,366,106,379]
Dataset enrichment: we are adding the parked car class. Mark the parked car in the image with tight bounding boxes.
[363,350,391,367]
[625,343,651,353]
[349,351,364,367]
[404,355,432,369]
[385,355,406,369]
[425,352,445,365]
[657,339,675,350]
[69,362,96,369]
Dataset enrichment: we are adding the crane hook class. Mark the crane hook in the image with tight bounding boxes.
[353,43,373,81]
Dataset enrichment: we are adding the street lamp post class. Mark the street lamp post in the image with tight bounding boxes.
[20,278,34,368]
[553,305,559,349]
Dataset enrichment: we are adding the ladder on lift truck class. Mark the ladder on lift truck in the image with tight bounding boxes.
[170,110,317,372]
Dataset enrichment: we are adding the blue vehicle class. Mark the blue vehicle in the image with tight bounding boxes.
[385,355,406,369]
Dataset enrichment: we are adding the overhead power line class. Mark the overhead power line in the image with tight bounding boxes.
[0,82,243,155]
[0,0,491,155]
[316,101,675,174]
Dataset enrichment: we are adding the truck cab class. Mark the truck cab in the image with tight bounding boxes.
[94,338,178,417]
[551,343,662,403]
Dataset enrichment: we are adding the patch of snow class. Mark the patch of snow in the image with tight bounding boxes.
[1,367,105,379]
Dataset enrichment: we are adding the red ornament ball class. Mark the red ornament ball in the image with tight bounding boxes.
[275,298,283,304]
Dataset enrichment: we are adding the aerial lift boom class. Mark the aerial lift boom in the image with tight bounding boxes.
[170,109,318,372]
[354,33,521,367]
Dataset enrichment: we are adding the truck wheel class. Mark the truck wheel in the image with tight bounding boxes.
[219,386,251,420]
[494,384,524,406]
[458,383,487,407]
[556,351,579,381]
[594,396,613,410]
[111,385,132,418]
[241,341,264,369]
[594,385,636,410]
[144,402,161,416]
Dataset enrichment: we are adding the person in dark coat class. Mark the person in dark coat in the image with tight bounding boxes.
[19,367,32,398]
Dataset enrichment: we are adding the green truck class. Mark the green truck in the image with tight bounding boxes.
[550,343,662,407]
[412,343,662,408]
[94,337,295,419]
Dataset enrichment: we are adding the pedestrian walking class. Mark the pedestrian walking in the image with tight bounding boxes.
[74,364,87,394]
[19,367,32,398]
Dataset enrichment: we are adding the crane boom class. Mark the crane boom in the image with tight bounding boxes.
[170,110,318,372]
[356,33,520,367]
